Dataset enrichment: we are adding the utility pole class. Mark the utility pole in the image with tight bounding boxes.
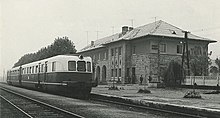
[157,40,161,82]
[183,31,190,76]
[86,31,89,45]
[96,31,101,40]
[111,26,115,35]
[130,19,134,27]
[181,40,186,82]
[154,17,157,26]
[3,69,5,82]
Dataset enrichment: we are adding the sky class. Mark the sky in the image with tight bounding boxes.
[1,0,220,77]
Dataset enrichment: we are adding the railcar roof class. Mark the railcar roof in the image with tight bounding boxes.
[12,55,92,69]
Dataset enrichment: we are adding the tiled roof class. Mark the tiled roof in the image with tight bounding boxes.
[78,20,216,53]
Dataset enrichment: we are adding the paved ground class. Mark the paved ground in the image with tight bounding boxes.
[91,84,220,110]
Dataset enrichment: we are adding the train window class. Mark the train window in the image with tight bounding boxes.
[87,62,91,72]
[52,62,56,71]
[41,64,44,72]
[45,64,47,72]
[32,66,34,73]
[77,61,86,71]
[29,67,31,73]
[35,66,38,73]
[68,61,76,71]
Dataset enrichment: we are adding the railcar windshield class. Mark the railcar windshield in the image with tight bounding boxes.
[77,61,86,71]
[68,61,76,71]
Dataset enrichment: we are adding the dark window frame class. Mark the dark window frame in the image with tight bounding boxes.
[52,62,56,72]
[87,62,91,72]
[68,61,76,71]
[77,61,86,72]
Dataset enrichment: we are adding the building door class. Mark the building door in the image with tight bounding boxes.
[102,65,106,82]
[126,68,130,83]
[96,66,100,83]
[132,67,136,84]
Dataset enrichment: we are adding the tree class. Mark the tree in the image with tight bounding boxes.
[215,58,220,74]
[163,60,184,87]
[189,54,210,76]
[13,36,76,67]
[50,37,76,56]
[210,66,218,76]
[187,45,211,76]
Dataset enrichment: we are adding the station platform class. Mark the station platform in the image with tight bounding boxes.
[91,84,220,117]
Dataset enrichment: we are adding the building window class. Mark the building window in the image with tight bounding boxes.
[115,48,118,56]
[104,52,107,60]
[119,68,121,77]
[93,55,95,61]
[132,46,136,54]
[177,45,183,54]
[111,69,114,77]
[160,44,166,52]
[115,69,117,77]
[118,47,122,55]
[152,44,166,52]
[111,48,114,56]
[52,62,56,71]
[152,45,158,50]
[68,61,76,71]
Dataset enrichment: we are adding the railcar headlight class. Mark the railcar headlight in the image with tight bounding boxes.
[79,55,84,59]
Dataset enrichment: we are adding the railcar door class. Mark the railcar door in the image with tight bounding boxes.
[44,61,47,82]
[37,63,41,88]
[19,66,22,86]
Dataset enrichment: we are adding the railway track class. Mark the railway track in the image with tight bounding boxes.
[0,87,85,118]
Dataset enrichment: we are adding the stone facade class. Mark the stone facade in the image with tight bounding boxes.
[77,21,215,85]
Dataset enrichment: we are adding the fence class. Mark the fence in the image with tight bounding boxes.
[182,76,220,86]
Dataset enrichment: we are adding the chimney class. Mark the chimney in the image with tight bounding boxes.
[129,27,133,31]
[91,41,94,46]
[122,26,129,35]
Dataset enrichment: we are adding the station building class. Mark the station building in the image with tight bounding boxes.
[77,20,216,85]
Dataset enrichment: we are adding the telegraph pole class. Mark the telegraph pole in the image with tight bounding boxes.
[96,31,101,40]
[130,19,134,27]
[157,40,161,82]
[86,31,89,45]
[183,31,190,76]
[111,26,115,35]
[3,69,5,82]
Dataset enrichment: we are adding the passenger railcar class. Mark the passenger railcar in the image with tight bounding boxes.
[7,55,93,98]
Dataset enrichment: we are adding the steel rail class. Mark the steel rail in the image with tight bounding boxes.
[0,87,85,118]
[0,95,33,118]
[90,96,205,118]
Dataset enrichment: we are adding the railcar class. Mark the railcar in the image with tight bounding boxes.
[7,55,93,98]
